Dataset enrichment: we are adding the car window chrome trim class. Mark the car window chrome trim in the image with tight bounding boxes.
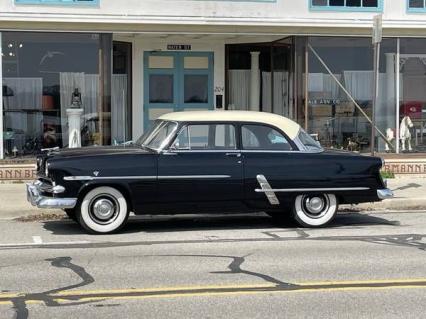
[163,150,240,154]
[241,150,299,153]
[255,187,370,193]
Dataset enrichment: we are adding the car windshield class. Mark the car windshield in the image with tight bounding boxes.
[298,129,323,152]
[136,120,178,151]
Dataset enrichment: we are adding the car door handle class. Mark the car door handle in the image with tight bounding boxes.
[225,153,241,158]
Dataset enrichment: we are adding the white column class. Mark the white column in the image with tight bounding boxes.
[66,108,83,148]
[0,32,3,159]
[250,52,260,111]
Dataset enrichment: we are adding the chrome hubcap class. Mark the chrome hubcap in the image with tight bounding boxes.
[90,196,118,224]
[302,195,329,219]
[305,196,325,214]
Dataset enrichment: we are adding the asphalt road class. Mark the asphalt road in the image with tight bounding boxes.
[0,211,426,319]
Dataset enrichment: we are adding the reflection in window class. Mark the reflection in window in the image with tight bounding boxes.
[184,75,208,103]
[2,32,111,158]
[149,74,174,103]
[172,124,236,150]
[242,125,293,150]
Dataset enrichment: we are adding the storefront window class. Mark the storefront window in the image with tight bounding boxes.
[112,41,132,144]
[1,32,112,158]
[399,38,426,153]
[226,38,294,117]
[307,37,397,153]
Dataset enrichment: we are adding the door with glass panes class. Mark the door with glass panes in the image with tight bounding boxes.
[144,51,214,129]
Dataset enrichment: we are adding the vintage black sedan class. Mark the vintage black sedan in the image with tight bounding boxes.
[27,111,393,234]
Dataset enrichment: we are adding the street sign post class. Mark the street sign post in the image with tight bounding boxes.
[371,14,382,156]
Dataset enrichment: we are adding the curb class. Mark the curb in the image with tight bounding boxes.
[355,198,426,211]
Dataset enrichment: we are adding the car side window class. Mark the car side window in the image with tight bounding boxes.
[172,124,236,150]
[241,125,293,151]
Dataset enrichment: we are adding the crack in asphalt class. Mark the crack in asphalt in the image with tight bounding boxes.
[9,257,96,319]
[146,253,295,288]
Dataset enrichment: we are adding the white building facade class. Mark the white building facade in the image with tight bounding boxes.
[2,0,426,160]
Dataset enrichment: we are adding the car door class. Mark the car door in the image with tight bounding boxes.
[241,124,300,209]
[157,123,244,211]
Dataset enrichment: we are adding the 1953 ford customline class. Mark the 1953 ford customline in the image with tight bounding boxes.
[26,111,393,234]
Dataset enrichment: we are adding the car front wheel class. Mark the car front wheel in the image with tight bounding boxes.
[77,186,129,234]
[293,194,337,228]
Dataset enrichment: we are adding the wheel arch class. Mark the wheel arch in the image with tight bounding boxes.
[77,182,134,212]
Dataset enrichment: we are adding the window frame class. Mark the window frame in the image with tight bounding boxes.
[309,0,383,12]
[407,0,426,12]
[169,122,238,152]
[15,0,99,6]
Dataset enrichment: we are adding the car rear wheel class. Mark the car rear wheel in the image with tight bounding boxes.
[77,186,129,234]
[293,194,337,227]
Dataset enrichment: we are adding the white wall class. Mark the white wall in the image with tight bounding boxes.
[2,0,426,33]
[125,37,225,139]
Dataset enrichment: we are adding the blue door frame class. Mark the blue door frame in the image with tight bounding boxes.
[143,51,214,129]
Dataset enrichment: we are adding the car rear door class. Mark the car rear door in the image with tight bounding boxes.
[157,123,244,211]
[240,124,300,209]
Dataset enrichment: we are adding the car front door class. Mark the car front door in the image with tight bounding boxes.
[157,123,244,211]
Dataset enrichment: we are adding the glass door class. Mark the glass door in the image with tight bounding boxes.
[144,51,214,129]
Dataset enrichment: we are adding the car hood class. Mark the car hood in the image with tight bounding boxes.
[44,145,153,159]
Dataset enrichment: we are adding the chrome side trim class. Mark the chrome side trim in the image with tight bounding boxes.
[256,174,280,205]
[64,176,157,181]
[64,176,94,181]
[64,175,230,181]
[26,182,77,209]
[158,175,231,179]
[377,188,394,200]
[255,187,370,193]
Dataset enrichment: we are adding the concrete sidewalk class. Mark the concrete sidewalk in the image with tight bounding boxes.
[0,178,425,219]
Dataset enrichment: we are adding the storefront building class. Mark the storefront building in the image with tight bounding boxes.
[2,0,426,177]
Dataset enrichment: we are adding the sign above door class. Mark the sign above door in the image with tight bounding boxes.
[167,44,192,51]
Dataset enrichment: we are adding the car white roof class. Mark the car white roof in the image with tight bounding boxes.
[159,111,301,140]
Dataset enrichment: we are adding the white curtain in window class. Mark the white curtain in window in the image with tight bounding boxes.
[308,73,342,99]
[228,70,250,110]
[111,74,128,144]
[261,71,289,115]
[3,78,43,110]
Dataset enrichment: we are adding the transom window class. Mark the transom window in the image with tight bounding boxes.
[241,125,293,151]
[172,124,236,150]
[310,0,382,11]
[408,0,426,11]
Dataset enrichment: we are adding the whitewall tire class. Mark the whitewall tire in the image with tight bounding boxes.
[293,194,338,228]
[77,186,129,234]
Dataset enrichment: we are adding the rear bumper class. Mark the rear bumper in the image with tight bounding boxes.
[377,188,394,200]
[26,180,77,209]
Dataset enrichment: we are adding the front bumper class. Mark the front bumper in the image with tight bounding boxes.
[26,180,77,209]
[377,188,394,200]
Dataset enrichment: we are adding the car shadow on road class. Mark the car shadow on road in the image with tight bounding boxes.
[41,212,401,236]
